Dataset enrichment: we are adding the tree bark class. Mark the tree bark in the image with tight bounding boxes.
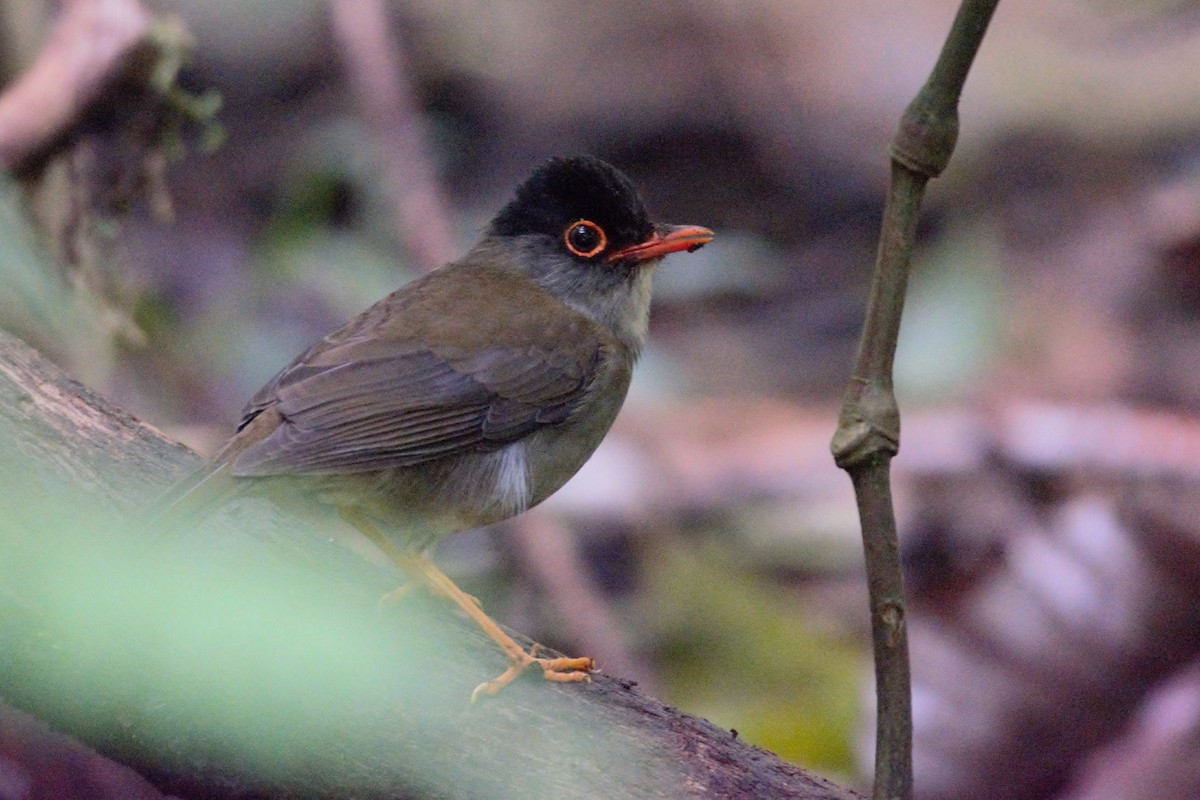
[0,327,860,800]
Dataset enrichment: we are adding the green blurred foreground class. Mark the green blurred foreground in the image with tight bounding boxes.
[0,447,670,799]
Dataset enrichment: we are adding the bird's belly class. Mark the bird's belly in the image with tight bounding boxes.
[524,359,630,504]
[521,409,616,506]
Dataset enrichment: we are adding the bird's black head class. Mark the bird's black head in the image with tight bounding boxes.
[490,156,656,265]
[484,155,713,355]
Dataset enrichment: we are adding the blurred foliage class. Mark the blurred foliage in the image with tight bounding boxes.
[160,86,225,159]
[0,445,677,799]
[150,15,226,161]
[895,222,1005,403]
[644,540,862,776]
[0,174,115,372]
[259,118,421,316]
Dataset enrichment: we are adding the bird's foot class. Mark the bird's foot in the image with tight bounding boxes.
[471,644,594,703]
[379,584,416,607]
[336,511,593,701]
[379,583,481,609]
[427,583,483,608]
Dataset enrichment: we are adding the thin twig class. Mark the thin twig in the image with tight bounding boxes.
[830,2,1001,799]
[327,0,456,272]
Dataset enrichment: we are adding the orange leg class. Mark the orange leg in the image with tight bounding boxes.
[339,507,593,701]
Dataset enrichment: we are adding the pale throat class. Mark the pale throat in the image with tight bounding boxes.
[566,265,655,358]
[496,237,657,358]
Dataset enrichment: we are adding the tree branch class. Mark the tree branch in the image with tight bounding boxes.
[0,326,861,800]
[830,3,1001,799]
[0,700,171,800]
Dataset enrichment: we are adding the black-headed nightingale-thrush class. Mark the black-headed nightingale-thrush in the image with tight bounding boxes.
[162,155,714,700]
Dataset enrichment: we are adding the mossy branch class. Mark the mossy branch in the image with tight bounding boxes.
[0,330,861,799]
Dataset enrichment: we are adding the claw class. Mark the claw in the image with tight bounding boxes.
[381,582,481,608]
[471,652,594,703]
[378,584,416,608]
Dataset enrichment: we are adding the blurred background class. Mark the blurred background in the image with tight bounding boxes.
[7,0,1200,797]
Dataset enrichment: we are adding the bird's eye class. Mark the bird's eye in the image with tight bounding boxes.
[563,220,607,258]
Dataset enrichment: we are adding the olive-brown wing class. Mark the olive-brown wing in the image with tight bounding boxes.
[228,341,600,476]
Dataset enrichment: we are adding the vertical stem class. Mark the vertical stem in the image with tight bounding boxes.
[836,164,927,800]
[859,167,927,381]
[829,3,1000,799]
[853,460,910,800]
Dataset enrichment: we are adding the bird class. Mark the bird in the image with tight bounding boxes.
[160,155,714,700]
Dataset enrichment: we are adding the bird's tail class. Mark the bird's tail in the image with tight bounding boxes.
[143,459,243,533]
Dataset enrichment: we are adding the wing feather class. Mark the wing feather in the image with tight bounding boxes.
[230,346,599,475]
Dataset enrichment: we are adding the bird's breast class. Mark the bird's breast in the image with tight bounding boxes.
[329,347,634,547]
[518,348,633,507]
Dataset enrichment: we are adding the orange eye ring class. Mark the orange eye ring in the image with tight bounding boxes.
[563,219,607,258]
